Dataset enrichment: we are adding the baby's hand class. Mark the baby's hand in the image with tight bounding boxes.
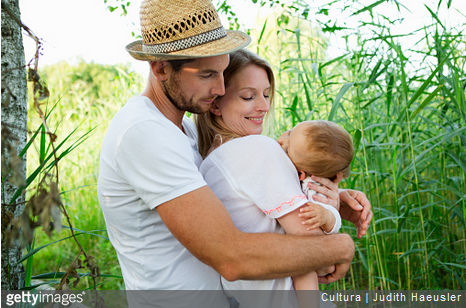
[298,203,334,232]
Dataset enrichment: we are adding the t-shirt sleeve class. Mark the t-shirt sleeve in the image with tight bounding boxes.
[321,203,341,234]
[302,180,342,234]
[212,135,308,219]
[114,120,207,209]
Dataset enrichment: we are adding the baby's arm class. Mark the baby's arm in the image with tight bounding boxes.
[299,177,341,234]
[299,203,336,233]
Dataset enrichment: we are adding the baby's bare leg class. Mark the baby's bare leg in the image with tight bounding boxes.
[306,229,336,277]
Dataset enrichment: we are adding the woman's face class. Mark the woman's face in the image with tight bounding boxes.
[211,64,270,136]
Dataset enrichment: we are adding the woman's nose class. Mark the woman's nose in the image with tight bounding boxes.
[256,95,270,112]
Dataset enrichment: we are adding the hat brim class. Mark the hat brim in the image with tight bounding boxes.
[126,30,251,61]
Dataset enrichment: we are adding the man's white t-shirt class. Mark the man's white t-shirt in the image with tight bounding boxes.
[200,135,310,294]
[97,96,225,298]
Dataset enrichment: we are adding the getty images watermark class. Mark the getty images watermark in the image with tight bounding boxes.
[4,291,85,306]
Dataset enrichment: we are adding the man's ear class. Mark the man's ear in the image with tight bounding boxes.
[209,100,222,116]
[298,170,307,181]
[150,61,170,82]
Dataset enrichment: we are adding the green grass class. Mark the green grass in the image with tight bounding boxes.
[23,2,465,291]
[25,61,144,290]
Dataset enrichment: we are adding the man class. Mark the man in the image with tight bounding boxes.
[98,0,372,298]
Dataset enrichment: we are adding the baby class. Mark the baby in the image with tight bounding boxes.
[277,120,354,291]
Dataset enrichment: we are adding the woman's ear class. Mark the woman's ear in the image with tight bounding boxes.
[209,100,222,116]
[150,61,170,82]
[298,170,307,181]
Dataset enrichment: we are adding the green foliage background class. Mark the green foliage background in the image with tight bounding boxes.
[24,0,465,290]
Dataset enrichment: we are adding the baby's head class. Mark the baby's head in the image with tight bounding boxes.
[278,120,354,182]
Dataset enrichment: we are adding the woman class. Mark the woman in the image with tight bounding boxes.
[195,50,372,300]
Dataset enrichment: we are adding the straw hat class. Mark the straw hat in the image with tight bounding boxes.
[126,0,251,61]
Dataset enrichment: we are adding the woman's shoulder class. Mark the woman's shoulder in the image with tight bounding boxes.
[228,135,280,149]
[207,135,285,163]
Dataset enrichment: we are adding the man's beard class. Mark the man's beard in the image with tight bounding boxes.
[162,74,213,115]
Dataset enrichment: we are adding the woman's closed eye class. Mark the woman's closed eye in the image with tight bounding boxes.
[242,94,269,101]
[241,96,254,101]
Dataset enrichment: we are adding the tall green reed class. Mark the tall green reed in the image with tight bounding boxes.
[249,1,465,290]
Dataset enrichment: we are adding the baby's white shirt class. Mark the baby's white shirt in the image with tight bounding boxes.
[301,177,341,234]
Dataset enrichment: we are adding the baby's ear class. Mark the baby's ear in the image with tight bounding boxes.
[298,170,307,181]
[334,172,344,184]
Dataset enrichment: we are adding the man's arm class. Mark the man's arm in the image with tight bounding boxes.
[156,185,355,282]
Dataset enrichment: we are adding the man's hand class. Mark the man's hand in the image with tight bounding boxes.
[339,189,373,238]
[317,260,352,284]
[316,265,335,277]
[318,233,354,284]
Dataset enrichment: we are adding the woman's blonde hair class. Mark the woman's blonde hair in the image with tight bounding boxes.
[195,49,275,158]
[298,121,354,180]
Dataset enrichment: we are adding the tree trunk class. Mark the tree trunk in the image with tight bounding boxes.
[1,0,28,290]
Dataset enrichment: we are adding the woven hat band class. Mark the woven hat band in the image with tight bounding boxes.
[143,27,227,54]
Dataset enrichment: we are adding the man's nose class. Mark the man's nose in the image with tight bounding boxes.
[212,76,225,96]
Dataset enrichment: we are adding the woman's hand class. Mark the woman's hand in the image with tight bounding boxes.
[339,189,373,238]
[306,175,340,210]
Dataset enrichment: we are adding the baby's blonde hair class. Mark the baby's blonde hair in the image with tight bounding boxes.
[297,121,354,181]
